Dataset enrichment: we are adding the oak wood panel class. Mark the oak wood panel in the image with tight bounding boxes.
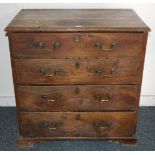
[11,33,143,58]
[17,85,138,112]
[5,9,150,32]
[4,9,150,147]
[19,112,136,138]
[14,58,141,85]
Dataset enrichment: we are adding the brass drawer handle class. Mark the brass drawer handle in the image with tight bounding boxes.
[48,127,57,130]
[99,126,108,129]
[96,67,116,77]
[41,93,61,104]
[48,121,63,130]
[44,98,56,104]
[40,68,55,77]
[40,68,62,77]
[44,41,61,52]
[34,41,45,48]
[45,74,55,77]
[34,41,61,51]
[95,41,117,51]
[47,99,55,103]
[101,99,109,102]
[95,93,113,102]
[95,95,110,102]
[94,121,113,129]
[39,121,63,130]
[95,124,109,130]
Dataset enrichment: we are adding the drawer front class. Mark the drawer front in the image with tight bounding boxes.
[20,112,136,138]
[17,85,138,112]
[14,58,140,84]
[12,33,143,58]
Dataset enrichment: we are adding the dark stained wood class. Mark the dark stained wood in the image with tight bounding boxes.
[16,85,138,112]
[17,136,137,148]
[19,112,136,138]
[116,138,137,146]
[17,136,35,148]
[14,58,141,85]
[5,9,150,147]
[11,33,143,59]
[133,32,149,131]
[5,9,150,32]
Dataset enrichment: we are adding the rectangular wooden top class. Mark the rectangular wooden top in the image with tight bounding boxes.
[5,9,150,32]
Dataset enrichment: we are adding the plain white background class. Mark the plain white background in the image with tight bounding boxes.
[0,3,155,106]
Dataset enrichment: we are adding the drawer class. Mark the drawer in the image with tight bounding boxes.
[20,112,136,138]
[11,33,143,58]
[17,85,138,112]
[14,58,140,85]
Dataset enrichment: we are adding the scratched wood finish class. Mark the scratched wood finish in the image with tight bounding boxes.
[5,9,150,147]
[5,9,150,32]
[14,58,141,85]
[17,85,138,112]
[11,33,143,58]
[19,112,136,138]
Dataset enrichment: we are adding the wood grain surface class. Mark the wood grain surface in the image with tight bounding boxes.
[11,33,143,58]
[19,112,136,138]
[5,9,150,32]
[17,85,138,112]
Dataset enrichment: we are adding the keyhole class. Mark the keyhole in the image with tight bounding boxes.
[75,88,80,95]
[75,62,80,69]
[76,114,80,120]
[74,35,80,42]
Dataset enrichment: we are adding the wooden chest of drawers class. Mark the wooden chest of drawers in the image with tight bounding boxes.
[5,9,150,147]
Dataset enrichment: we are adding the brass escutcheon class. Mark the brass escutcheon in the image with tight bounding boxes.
[76,114,80,120]
[75,88,80,95]
[74,35,80,42]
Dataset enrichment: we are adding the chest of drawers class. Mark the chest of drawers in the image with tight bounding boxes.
[5,9,150,147]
